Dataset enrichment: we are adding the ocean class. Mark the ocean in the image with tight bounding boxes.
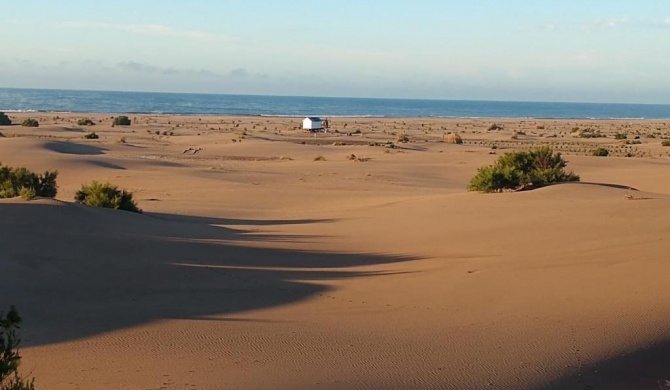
[1,88,669,119]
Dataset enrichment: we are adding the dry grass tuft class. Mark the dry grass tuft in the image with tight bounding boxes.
[445,133,463,144]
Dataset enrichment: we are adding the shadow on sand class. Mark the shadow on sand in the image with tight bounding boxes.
[0,201,418,347]
[533,340,670,390]
[43,141,107,155]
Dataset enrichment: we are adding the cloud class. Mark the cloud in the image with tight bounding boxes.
[591,17,630,27]
[582,17,670,30]
[63,22,229,43]
[229,68,249,78]
[117,61,161,73]
[115,62,267,80]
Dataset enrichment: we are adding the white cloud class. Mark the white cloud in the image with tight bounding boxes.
[63,22,229,43]
[594,17,629,27]
[582,17,670,30]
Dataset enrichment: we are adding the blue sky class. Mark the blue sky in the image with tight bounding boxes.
[2,0,670,103]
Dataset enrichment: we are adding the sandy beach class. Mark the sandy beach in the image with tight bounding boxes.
[1,113,670,390]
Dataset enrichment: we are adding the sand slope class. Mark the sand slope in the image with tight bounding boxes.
[1,114,670,389]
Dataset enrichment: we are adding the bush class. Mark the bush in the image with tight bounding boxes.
[77,118,95,126]
[18,187,36,201]
[468,146,579,192]
[20,119,38,128]
[0,112,11,126]
[614,132,627,140]
[0,163,58,199]
[592,147,609,157]
[84,132,99,140]
[1,306,36,390]
[573,128,604,138]
[112,116,131,126]
[396,134,409,143]
[74,181,142,213]
[445,133,463,144]
[661,139,670,147]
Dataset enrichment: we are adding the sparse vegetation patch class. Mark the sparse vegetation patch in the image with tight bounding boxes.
[0,163,58,199]
[592,147,609,157]
[75,181,142,213]
[20,119,38,128]
[112,116,131,126]
[77,118,95,126]
[468,146,579,193]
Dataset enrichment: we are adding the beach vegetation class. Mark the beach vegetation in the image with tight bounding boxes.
[0,113,11,126]
[396,133,409,143]
[20,119,38,128]
[112,116,131,126]
[445,133,463,144]
[614,132,627,140]
[84,132,99,139]
[75,181,142,213]
[468,146,579,193]
[314,155,326,161]
[77,118,95,126]
[0,163,58,199]
[592,147,609,157]
[573,128,604,138]
[1,306,36,390]
[662,139,670,147]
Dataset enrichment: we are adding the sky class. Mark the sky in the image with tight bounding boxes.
[1,0,670,103]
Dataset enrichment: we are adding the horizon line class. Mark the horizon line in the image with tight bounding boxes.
[1,86,669,107]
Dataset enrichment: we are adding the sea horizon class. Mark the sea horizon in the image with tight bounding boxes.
[1,87,670,119]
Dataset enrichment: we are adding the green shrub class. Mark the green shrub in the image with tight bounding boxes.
[661,139,670,147]
[468,146,579,193]
[0,112,11,126]
[592,147,609,157]
[18,187,36,201]
[84,132,99,140]
[0,163,58,199]
[77,118,95,126]
[75,181,142,213]
[1,306,36,390]
[614,132,627,140]
[112,116,131,126]
[20,119,38,128]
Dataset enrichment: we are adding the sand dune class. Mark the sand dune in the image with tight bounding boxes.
[1,114,670,389]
